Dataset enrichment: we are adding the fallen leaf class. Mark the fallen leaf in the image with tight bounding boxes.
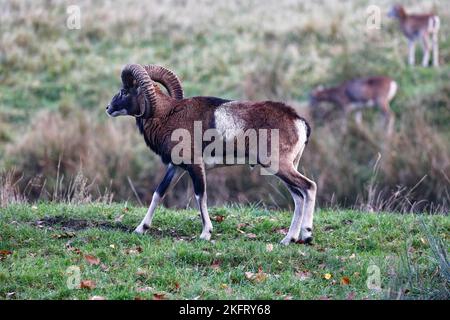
[80,280,96,290]
[153,293,168,300]
[211,260,221,270]
[245,271,255,280]
[341,277,351,285]
[100,264,109,271]
[283,295,293,300]
[51,232,76,239]
[125,246,143,255]
[246,267,268,283]
[31,205,38,210]
[134,296,144,300]
[220,283,228,289]
[90,296,106,300]
[114,214,124,223]
[324,273,332,280]
[295,270,312,281]
[266,243,274,252]
[275,227,288,235]
[349,253,356,259]
[137,286,153,293]
[214,215,225,223]
[346,292,356,300]
[136,268,147,276]
[0,250,12,257]
[246,233,257,239]
[84,254,100,266]
[318,295,331,300]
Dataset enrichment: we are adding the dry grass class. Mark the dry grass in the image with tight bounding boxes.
[0,0,449,211]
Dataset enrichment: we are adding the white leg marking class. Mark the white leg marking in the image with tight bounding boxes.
[300,181,317,242]
[408,40,416,66]
[135,192,161,234]
[195,194,213,241]
[421,36,430,67]
[281,186,304,245]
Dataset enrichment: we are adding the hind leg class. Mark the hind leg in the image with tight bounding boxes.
[277,165,316,245]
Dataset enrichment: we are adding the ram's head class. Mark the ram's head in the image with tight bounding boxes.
[106,64,183,118]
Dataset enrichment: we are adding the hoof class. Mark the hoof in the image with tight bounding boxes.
[134,224,149,234]
[199,230,212,241]
[280,235,296,246]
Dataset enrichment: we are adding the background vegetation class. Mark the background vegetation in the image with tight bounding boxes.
[0,0,449,211]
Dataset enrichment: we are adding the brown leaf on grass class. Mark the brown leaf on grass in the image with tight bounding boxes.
[0,250,12,257]
[84,254,101,266]
[295,270,312,281]
[89,296,106,300]
[341,277,351,285]
[152,293,168,300]
[136,268,148,276]
[245,267,268,283]
[100,264,109,271]
[214,215,225,223]
[246,233,257,239]
[80,280,96,290]
[173,282,180,291]
[136,286,154,293]
[114,214,125,223]
[51,232,76,239]
[274,227,288,235]
[346,292,356,300]
[283,295,293,300]
[125,246,143,255]
[211,260,221,270]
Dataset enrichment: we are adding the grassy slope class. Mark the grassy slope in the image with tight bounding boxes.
[0,204,448,300]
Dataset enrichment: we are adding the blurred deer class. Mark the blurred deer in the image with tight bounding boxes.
[388,4,440,67]
[310,76,398,134]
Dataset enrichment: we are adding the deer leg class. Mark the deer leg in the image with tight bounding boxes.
[277,165,316,245]
[432,30,439,67]
[421,35,431,67]
[187,164,213,240]
[378,100,394,136]
[354,110,363,126]
[135,164,183,234]
[408,40,416,66]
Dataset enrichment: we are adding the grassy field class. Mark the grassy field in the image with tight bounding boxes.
[1,0,449,210]
[0,203,448,300]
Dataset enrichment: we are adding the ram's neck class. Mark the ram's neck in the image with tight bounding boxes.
[136,87,179,163]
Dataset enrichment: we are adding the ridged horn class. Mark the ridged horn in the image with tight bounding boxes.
[143,65,184,100]
[121,64,157,117]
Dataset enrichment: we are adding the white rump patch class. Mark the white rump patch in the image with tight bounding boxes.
[293,118,308,157]
[214,103,245,141]
[388,81,398,101]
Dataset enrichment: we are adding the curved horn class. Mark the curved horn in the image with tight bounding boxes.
[121,64,157,117]
[143,65,184,100]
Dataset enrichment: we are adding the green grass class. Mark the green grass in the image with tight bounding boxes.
[0,203,448,300]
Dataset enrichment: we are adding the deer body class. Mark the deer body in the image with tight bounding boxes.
[389,5,440,67]
[311,76,397,128]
